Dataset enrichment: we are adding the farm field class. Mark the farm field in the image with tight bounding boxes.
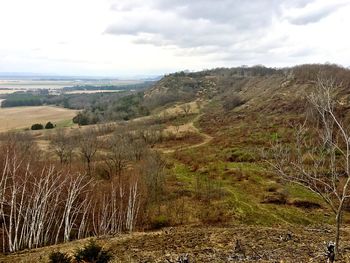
[0,106,77,132]
[0,89,26,94]
[0,79,143,90]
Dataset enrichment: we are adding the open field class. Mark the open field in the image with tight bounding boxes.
[0,106,77,132]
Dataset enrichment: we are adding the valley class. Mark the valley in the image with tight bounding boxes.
[1,65,350,262]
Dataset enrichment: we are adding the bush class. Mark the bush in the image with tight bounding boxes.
[31,123,44,130]
[222,94,244,111]
[290,199,321,209]
[74,240,113,263]
[150,215,170,229]
[199,204,227,224]
[73,112,90,126]
[49,251,72,263]
[261,191,288,205]
[45,121,55,129]
[226,148,256,162]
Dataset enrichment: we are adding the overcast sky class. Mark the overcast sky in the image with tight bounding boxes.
[0,0,349,76]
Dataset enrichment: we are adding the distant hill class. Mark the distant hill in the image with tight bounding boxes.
[144,64,350,115]
[72,64,350,125]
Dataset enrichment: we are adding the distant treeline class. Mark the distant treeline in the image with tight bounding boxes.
[1,94,44,107]
[63,81,156,92]
[0,89,151,125]
[1,91,135,109]
[73,92,150,125]
[1,81,155,108]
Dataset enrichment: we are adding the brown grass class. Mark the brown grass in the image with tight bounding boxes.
[0,106,77,132]
[1,226,350,262]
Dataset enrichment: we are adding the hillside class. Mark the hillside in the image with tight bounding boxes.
[3,226,350,262]
[2,64,350,262]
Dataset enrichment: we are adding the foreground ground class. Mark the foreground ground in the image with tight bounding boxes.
[0,106,77,132]
[1,225,349,262]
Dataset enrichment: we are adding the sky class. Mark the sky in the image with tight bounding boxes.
[0,0,349,76]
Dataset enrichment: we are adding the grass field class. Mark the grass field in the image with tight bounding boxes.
[0,106,77,132]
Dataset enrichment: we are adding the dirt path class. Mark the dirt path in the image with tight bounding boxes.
[161,114,213,154]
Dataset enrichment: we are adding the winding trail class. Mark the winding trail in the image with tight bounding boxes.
[160,114,213,154]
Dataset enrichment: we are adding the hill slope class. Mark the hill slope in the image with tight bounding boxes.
[3,64,350,262]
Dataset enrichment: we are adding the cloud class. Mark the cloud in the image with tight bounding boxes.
[106,1,293,57]
[1,0,350,75]
[105,0,328,62]
[286,1,349,25]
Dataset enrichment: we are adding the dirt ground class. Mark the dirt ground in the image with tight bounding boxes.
[1,225,350,263]
[0,106,77,132]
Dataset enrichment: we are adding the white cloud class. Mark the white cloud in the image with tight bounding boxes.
[0,0,349,76]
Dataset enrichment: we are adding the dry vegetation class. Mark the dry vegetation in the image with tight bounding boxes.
[0,106,77,132]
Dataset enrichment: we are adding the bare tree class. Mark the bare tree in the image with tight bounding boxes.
[142,126,163,148]
[0,145,92,252]
[271,77,350,258]
[103,133,131,181]
[51,129,75,165]
[92,178,141,236]
[78,129,99,175]
[55,173,92,243]
[125,179,140,232]
[143,152,166,215]
[130,138,148,161]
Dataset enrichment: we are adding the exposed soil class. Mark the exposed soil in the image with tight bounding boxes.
[161,115,213,154]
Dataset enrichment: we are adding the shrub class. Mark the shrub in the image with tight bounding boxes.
[49,251,72,263]
[226,148,256,162]
[289,199,321,209]
[45,121,55,129]
[150,215,170,229]
[198,203,228,224]
[261,191,288,205]
[74,240,113,263]
[222,94,244,111]
[31,123,44,130]
[73,112,90,126]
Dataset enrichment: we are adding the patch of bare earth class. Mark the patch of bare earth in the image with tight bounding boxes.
[161,114,213,154]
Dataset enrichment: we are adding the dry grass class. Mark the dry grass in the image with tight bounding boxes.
[162,101,201,116]
[1,226,350,262]
[0,106,77,132]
